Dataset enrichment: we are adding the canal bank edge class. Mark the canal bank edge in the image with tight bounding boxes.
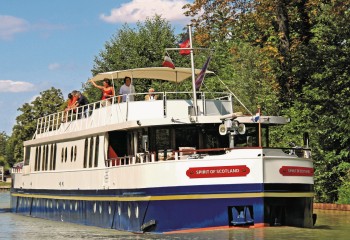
[314,203,350,211]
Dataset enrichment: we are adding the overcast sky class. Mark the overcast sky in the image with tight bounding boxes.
[0,0,191,135]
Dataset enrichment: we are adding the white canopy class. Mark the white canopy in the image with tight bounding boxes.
[89,67,214,83]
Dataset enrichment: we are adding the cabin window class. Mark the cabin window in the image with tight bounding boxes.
[42,145,46,171]
[64,147,68,162]
[201,126,229,149]
[35,147,39,171]
[74,146,77,161]
[94,137,99,167]
[155,128,171,150]
[83,139,88,168]
[53,144,57,170]
[50,145,53,170]
[70,146,74,162]
[24,147,30,166]
[89,137,94,168]
[45,145,49,170]
[38,146,42,171]
[175,127,198,149]
[61,147,64,163]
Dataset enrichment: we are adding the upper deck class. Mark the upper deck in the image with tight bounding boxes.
[32,91,233,140]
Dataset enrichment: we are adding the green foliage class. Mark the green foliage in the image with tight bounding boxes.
[0,132,8,167]
[6,87,64,166]
[337,163,350,204]
[88,15,190,101]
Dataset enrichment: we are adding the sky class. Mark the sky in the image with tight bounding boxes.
[0,0,191,135]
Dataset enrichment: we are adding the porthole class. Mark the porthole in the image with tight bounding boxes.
[108,204,112,215]
[128,204,131,218]
[135,204,139,219]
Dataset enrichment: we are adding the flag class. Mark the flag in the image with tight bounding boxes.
[162,56,175,69]
[195,56,211,90]
[252,112,260,123]
[179,33,190,55]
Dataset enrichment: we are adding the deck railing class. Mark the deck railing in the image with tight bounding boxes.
[33,91,233,138]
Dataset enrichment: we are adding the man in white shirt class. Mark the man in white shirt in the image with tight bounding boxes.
[118,76,135,103]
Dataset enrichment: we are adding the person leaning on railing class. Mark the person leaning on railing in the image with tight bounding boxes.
[63,92,78,122]
[73,91,89,118]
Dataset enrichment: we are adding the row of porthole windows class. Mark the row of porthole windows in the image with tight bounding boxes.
[19,198,139,219]
[61,146,77,163]
[34,144,57,171]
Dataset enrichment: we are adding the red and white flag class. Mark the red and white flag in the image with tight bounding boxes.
[162,56,175,69]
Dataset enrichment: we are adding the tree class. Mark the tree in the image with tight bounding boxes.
[300,2,350,202]
[6,87,64,165]
[86,15,189,102]
[0,131,8,168]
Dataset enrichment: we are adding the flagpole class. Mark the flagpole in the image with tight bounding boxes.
[188,25,198,121]
[258,106,262,147]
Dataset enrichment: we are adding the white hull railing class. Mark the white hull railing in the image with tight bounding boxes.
[34,92,233,138]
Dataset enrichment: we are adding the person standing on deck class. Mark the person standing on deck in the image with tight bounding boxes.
[118,76,135,103]
[90,78,115,106]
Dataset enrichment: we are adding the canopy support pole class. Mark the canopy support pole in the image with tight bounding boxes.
[188,25,198,121]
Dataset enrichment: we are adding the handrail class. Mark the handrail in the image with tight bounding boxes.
[34,91,234,138]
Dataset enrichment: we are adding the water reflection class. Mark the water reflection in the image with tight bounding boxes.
[1,192,350,239]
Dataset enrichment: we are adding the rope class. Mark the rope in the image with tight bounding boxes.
[213,73,253,115]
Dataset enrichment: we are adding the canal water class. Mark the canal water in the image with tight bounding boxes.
[1,191,349,240]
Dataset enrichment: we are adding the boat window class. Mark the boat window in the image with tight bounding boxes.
[42,145,46,171]
[70,146,74,162]
[64,147,68,162]
[89,137,94,168]
[35,147,39,171]
[53,144,57,170]
[45,145,49,170]
[155,128,171,150]
[50,144,53,170]
[61,147,64,163]
[74,146,77,161]
[201,126,229,149]
[83,139,88,168]
[24,147,30,166]
[94,137,99,167]
[175,127,198,149]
